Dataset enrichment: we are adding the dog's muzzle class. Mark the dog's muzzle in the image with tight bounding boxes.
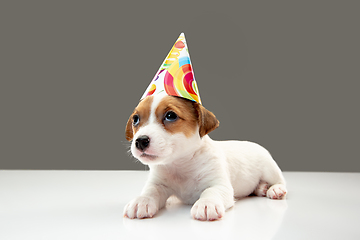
[135,135,150,151]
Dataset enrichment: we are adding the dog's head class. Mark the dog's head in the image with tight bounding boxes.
[125,94,219,165]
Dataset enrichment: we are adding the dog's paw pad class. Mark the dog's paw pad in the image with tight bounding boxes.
[191,199,225,221]
[123,196,158,219]
[254,181,269,197]
[266,184,287,200]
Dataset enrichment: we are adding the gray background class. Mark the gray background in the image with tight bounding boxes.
[1,1,359,172]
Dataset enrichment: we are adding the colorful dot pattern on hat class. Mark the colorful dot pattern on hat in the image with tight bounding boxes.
[141,33,201,104]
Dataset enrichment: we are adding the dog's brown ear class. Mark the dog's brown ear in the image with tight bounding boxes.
[125,113,134,141]
[194,103,219,137]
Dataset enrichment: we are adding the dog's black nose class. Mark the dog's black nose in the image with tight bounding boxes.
[135,135,150,151]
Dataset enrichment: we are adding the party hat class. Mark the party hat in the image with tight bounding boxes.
[140,33,201,104]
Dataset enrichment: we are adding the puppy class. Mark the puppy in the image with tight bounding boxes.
[123,93,287,221]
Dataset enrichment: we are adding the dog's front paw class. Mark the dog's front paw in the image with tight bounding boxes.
[191,199,225,221]
[123,196,158,219]
[266,184,287,200]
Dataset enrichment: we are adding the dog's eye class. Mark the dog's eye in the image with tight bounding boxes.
[133,115,140,126]
[164,111,178,122]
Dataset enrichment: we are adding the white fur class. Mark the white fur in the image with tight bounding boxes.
[124,94,287,221]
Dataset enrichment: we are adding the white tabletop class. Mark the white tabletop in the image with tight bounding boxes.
[1,171,359,240]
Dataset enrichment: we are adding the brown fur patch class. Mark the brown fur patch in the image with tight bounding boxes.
[125,96,153,141]
[155,96,200,138]
[193,103,219,137]
[125,95,219,141]
[155,96,219,137]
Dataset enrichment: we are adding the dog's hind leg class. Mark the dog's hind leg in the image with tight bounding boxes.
[260,157,287,200]
[266,183,287,200]
[253,180,270,197]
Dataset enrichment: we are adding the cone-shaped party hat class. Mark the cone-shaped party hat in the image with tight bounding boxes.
[140,33,201,104]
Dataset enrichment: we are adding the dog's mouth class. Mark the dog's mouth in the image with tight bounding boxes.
[140,153,158,160]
